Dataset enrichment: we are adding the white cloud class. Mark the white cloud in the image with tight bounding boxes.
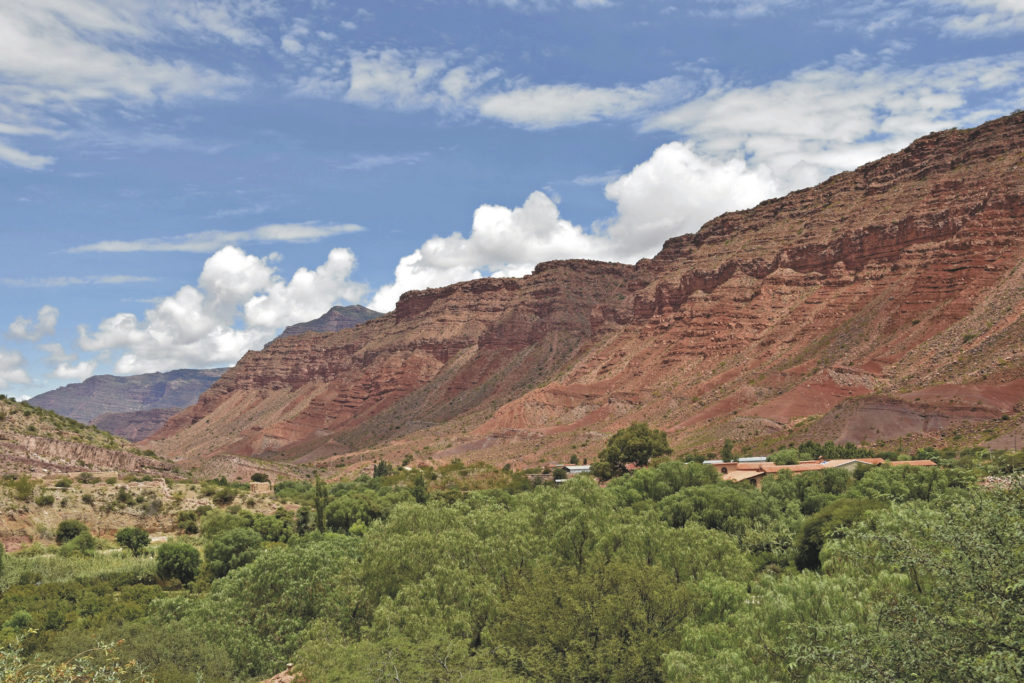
[53,360,97,382]
[929,0,1024,34]
[0,0,258,169]
[40,343,75,365]
[8,306,59,341]
[70,222,364,254]
[477,77,689,129]
[0,350,30,389]
[370,145,777,310]
[643,52,1024,189]
[78,245,368,373]
[0,139,54,171]
[344,49,500,113]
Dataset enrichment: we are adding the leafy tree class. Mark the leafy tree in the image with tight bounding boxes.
[55,520,88,545]
[204,527,263,578]
[157,542,201,584]
[595,422,671,478]
[250,472,269,482]
[372,460,394,478]
[177,510,199,534]
[116,526,151,556]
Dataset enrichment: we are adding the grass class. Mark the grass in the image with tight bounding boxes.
[0,549,156,591]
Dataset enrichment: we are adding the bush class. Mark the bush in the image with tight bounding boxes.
[250,472,270,482]
[59,531,96,556]
[35,493,55,506]
[212,487,235,506]
[157,542,201,584]
[81,493,94,505]
[77,473,99,484]
[54,477,73,488]
[116,527,151,556]
[12,476,33,501]
[55,519,89,545]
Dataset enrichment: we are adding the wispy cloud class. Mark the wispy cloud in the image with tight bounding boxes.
[336,152,427,171]
[70,222,365,254]
[2,275,155,287]
[0,0,260,169]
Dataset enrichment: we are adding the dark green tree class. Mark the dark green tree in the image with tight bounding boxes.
[595,422,671,478]
[55,519,89,545]
[313,475,328,533]
[157,541,201,584]
[205,526,263,578]
[116,526,151,556]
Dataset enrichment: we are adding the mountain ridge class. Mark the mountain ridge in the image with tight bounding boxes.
[148,111,1024,469]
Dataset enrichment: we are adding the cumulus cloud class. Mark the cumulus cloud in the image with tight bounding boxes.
[53,360,97,382]
[8,306,59,341]
[370,145,778,310]
[78,245,368,374]
[70,222,364,254]
[643,52,1024,189]
[0,350,30,389]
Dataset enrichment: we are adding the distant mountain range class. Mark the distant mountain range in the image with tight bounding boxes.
[28,305,382,441]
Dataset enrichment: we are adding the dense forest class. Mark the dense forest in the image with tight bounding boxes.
[0,440,1022,682]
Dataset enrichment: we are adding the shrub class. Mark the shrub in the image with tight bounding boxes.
[54,477,73,488]
[250,472,270,482]
[35,493,55,506]
[59,531,96,556]
[55,519,89,545]
[77,473,99,484]
[157,542,201,584]
[116,526,151,556]
[212,487,235,506]
[81,493,94,505]
[12,476,33,501]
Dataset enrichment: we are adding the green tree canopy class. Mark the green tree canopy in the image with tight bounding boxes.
[595,422,671,479]
[157,541,201,584]
[115,526,151,556]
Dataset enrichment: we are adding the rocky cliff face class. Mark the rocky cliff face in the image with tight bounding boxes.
[149,111,1024,466]
[277,305,382,338]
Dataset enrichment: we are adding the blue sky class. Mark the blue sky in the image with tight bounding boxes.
[1,0,1023,398]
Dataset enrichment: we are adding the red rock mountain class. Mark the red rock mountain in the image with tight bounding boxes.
[278,305,382,338]
[149,112,1024,468]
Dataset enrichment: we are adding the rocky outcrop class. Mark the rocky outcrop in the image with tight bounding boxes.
[149,111,1024,465]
